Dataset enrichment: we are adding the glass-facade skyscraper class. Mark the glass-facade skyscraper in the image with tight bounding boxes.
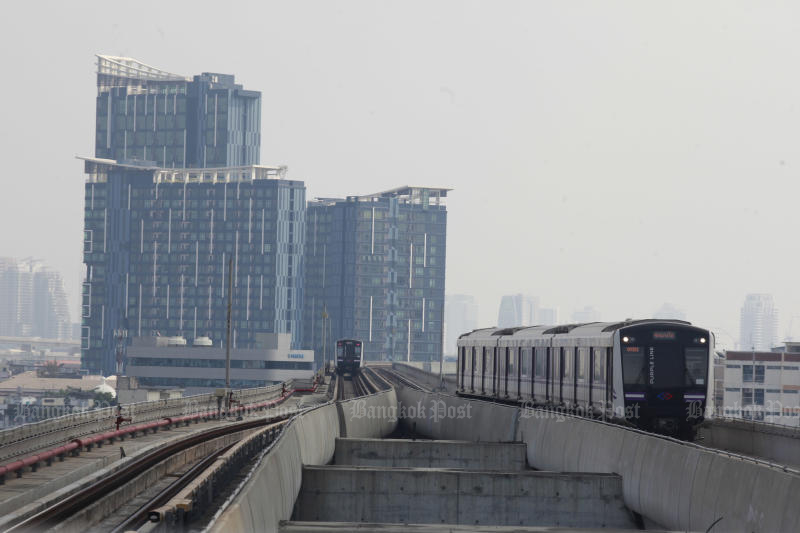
[81,160,305,375]
[95,55,261,168]
[302,187,448,364]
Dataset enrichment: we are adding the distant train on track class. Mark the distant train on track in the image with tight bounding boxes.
[335,338,364,375]
[456,319,713,439]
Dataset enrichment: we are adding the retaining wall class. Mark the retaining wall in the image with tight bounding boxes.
[211,389,398,533]
[397,387,800,533]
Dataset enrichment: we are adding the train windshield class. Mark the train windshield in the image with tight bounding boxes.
[685,348,707,386]
[622,346,646,385]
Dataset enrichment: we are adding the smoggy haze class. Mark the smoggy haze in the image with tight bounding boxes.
[1,1,799,346]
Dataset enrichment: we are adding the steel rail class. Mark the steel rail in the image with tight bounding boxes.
[108,443,237,533]
[6,412,293,532]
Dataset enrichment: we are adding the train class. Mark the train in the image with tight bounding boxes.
[335,338,364,375]
[456,319,713,439]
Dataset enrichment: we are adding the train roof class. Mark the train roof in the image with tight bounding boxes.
[457,319,697,347]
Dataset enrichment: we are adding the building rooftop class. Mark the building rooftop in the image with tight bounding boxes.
[79,157,289,184]
[313,186,451,207]
[0,371,116,395]
[97,55,188,84]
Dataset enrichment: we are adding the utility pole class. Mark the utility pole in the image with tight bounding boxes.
[225,257,233,410]
[322,305,329,373]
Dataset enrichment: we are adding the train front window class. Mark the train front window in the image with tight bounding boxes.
[622,346,646,386]
[685,348,707,387]
[650,343,683,388]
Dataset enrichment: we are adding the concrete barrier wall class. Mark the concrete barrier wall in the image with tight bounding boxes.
[698,418,800,468]
[334,438,527,470]
[211,390,398,533]
[397,388,800,533]
[391,362,457,390]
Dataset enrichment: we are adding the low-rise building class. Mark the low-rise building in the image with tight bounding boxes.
[721,344,800,426]
[125,333,313,395]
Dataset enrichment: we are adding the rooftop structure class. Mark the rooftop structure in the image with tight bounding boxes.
[94,54,261,168]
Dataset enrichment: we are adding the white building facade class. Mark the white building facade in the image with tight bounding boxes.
[721,345,800,427]
[125,333,314,395]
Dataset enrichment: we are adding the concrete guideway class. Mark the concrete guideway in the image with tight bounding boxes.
[395,385,800,532]
[210,390,400,532]
[294,465,634,529]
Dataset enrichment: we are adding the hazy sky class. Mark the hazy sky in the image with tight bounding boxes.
[2,1,799,348]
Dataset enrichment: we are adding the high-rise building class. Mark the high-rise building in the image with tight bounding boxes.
[571,305,601,323]
[444,294,478,356]
[0,258,71,339]
[95,55,261,168]
[653,302,686,321]
[302,187,449,364]
[739,293,778,351]
[536,307,559,326]
[497,294,538,327]
[81,159,305,375]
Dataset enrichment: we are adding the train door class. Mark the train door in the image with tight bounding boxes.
[470,347,476,392]
[491,346,497,396]
[605,347,613,412]
[588,347,594,407]
[504,347,511,397]
[545,346,552,403]
[559,347,565,404]
[518,347,524,399]
[460,347,466,391]
[481,347,487,394]
[573,347,579,406]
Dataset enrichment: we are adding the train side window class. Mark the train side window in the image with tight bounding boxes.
[593,347,605,383]
[471,347,476,390]
[562,347,571,380]
[521,347,529,377]
[460,347,466,385]
[535,347,545,377]
[577,347,586,381]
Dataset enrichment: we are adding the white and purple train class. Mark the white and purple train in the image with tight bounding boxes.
[456,319,713,439]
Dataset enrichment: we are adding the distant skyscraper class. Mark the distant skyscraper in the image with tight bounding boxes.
[537,307,559,326]
[571,305,601,323]
[653,303,686,321]
[739,294,777,351]
[444,294,478,355]
[302,187,449,364]
[95,55,261,168]
[497,294,538,327]
[0,258,71,339]
[81,159,305,375]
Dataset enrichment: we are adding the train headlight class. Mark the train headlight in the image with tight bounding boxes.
[700,338,706,344]
[622,336,630,343]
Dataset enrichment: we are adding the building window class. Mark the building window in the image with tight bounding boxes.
[742,388,753,405]
[754,389,765,405]
[755,365,765,383]
[743,365,752,382]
